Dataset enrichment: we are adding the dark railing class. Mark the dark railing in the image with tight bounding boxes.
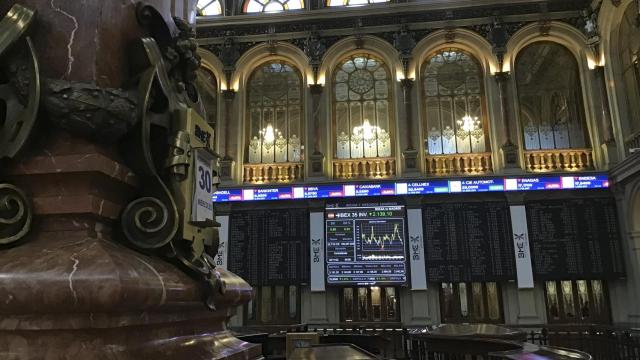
[234,324,640,360]
[520,326,640,360]
[306,324,407,359]
[406,332,523,360]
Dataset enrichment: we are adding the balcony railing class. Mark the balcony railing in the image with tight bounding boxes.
[425,152,493,176]
[333,157,396,180]
[243,162,304,183]
[524,148,593,172]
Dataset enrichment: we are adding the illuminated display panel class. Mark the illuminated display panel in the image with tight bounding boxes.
[212,174,609,202]
[325,201,408,286]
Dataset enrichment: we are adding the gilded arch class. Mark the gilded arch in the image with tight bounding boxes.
[320,36,401,166]
[231,42,311,180]
[410,29,502,171]
[505,21,602,169]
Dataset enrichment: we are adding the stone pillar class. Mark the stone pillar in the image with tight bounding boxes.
[593,65,618,167]
[494,72,519,172]
[611,176,640,323]
[0,2,258,359]
[220,89,236,182]
[504,193,545,324]
[627,231,640,322]
[403,197,434,325]
[309,84,325,177]
[401,78,419,174]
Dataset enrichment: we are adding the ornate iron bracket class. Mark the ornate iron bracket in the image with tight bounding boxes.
[0,184,32,245]
[0,4,39,246]
[121,3,225,310]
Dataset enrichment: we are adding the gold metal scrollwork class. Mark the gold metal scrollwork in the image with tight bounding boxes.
[121,66,179,249]
[0,4,39,246]
[0,184,31,245]
[0,4,39,160]
[122,22,223,308]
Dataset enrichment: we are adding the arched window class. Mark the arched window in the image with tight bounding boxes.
[421,48,489,155]
[333,54,393,159]
[516,42,589,150]
[618,2,640,137]
[197,0,222,15]
[247,61,303,164]
[196,67,218,126]
[327,0,388,6]
[244,0,303,13]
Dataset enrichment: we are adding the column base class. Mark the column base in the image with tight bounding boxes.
[501,141,521,174]
[515,288,545,325]
[219,157,235,184]
[0,225,259,359]
[309,152,325,178]
[402,148,420,175]
[601,141,619,168]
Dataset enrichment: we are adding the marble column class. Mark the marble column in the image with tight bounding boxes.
[0,2,258,359]
[494,72,519,171]
[505,193,545,324]
[309,84,325,177]
[220,89,236,181]
[593,65,618,167]
[401,79,419,174]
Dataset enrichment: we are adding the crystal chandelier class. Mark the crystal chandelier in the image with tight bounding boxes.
[352,119,382,140]
[457,114,480,133]
[259,123,281,143]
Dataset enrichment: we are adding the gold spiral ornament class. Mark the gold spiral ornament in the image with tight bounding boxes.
[0,183,32,245]
[121,196,176,249]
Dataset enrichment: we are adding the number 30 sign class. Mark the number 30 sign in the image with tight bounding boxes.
[192,149,217,222]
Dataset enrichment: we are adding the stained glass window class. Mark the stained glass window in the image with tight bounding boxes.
[247,61,303,164]
[327,0,389,7]
[197,0,222,15]
[516,42,588,150]
[422,48,488,156]
[333,54,393,159]
[244,0,303,13]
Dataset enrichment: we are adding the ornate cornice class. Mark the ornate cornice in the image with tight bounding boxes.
[197,0,587,36]
[197,0,590,65]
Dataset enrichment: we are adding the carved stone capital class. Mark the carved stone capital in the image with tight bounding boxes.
[493,71,511,83]
[309,84,324,95]
[222,89,236,101]
[400,78,415,90]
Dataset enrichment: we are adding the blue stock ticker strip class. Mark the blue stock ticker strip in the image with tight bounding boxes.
[211,173,610,203]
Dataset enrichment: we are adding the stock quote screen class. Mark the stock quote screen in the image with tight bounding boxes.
[325,202,408,286]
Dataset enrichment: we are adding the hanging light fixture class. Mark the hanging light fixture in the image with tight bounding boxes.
[352,119,382,140]
[259,123,281,143]
[457,114,480,133]
[456,114,481,151]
